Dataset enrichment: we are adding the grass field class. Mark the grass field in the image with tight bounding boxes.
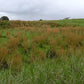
[0,19,84,84]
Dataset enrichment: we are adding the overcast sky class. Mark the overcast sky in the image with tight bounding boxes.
[0,0,84,20]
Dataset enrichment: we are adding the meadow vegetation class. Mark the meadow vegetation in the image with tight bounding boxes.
[0,19,84,84]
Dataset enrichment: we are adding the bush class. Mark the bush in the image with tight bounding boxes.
[39,19,43,21]
[1,16,9,21]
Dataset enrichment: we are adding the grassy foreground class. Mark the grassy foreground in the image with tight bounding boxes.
[0,19,84,84]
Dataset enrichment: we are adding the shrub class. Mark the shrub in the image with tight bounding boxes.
[39,19,43,21]
[1,16,9,21]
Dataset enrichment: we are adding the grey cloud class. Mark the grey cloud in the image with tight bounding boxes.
[0,0,84,20]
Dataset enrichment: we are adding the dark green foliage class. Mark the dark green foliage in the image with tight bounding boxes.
[0,21,10,29]
[1,16,9,21]
[39,19,43,21]
[0,61,9,70]
[46,48,57,58]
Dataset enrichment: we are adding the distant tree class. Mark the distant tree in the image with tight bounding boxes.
[1,16,9,21]
[39,19,43,21]
[64,17,70,20]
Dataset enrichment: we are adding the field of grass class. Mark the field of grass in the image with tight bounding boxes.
[0,19,84,84]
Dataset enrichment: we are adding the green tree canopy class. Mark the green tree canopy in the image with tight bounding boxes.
[1,16,9,21]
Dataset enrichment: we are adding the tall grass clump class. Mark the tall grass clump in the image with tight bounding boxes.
[9,52,23,71]
[0,46,9,69]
